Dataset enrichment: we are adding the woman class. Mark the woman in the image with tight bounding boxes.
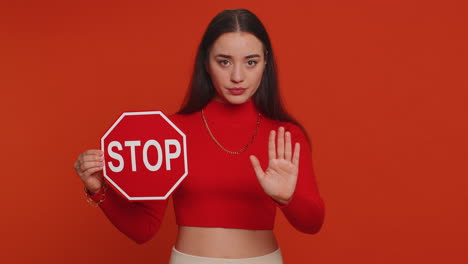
[74,8,325,264]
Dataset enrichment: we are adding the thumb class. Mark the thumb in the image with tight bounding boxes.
[249,155,265,181]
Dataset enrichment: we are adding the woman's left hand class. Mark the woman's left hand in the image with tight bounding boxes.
[249,126,300,205]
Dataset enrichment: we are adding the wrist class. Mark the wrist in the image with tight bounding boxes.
[84,181,106,196]
[272,196,291,206]
[85,187,100,196]
[84,183,108,207]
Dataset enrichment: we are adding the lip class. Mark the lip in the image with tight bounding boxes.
[227,87,247,95]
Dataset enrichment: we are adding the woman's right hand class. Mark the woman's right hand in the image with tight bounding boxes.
[74,149,105,195]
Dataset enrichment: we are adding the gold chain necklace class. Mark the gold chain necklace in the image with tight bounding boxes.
[201,109,262,155]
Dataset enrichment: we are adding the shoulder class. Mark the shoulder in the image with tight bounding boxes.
[165,111,201,132]
[166,111,198,123]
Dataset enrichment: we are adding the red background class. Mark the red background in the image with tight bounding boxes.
[1,0,467,263]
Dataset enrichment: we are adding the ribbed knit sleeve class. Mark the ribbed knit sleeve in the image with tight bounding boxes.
[273,123,325,234]
[88,186,168,244]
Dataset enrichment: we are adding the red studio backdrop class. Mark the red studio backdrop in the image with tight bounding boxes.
[1,1,467,264]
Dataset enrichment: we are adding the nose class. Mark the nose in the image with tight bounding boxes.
[230,64,244,83]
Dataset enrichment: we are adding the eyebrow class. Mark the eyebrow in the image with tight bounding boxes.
[215,54,261,59]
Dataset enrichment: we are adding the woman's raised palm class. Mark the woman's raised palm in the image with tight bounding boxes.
[249,126,300,205]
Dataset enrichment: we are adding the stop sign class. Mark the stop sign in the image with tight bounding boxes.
[101,111,188,201]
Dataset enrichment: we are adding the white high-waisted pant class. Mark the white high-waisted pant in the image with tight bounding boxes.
[169,246,283,264]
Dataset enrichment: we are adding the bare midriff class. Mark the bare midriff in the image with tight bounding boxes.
[174,225,279,258]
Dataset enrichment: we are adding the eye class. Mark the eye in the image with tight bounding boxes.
[247,60,258,67]
[218,60,231,66]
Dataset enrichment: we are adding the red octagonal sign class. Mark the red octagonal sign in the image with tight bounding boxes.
[101,111,188,201]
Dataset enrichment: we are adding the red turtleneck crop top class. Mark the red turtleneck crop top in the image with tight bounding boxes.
[88,98,325,244]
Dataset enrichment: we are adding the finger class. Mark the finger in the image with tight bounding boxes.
[82,166,104,178]
[292,142,300,167]
[83,149,104,156]
[285,131,292,161]
[80,161,104,173]
[249,155,265,180]
[277,126,285,159]
[268,130,276,160]
[82,154,104,162]
[73,160,81,172]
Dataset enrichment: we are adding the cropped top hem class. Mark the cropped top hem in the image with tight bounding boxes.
[175,221,275,230]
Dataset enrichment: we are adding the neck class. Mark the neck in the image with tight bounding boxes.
[202,97,259,126]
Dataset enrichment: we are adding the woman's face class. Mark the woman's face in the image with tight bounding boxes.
[206,32,266,105]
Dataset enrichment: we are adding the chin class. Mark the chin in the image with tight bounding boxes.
[222,94,251,105]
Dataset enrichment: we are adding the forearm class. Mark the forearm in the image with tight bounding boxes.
[276,123,326,234]
[87,185,168,244]
[278,193,325,234]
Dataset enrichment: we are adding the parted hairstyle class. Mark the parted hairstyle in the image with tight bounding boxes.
[177,8,310,145]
